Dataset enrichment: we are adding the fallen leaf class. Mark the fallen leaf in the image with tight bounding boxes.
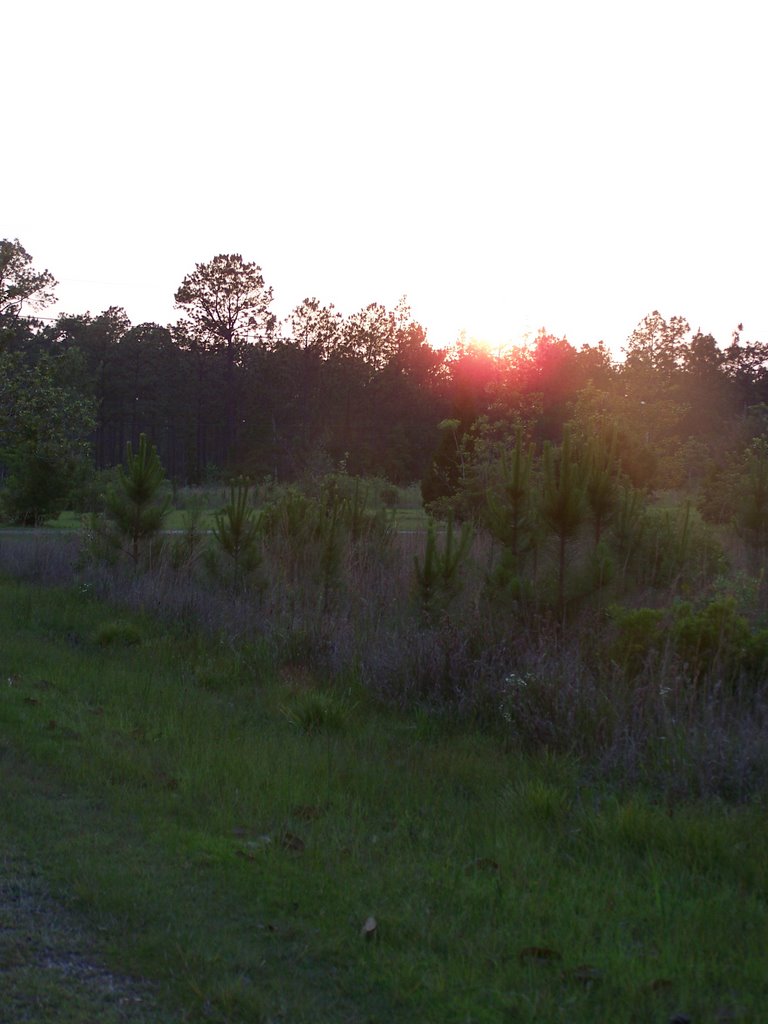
[464,857,500,874]
[360,916,378,940]
[649,978,674,992]
[292,804,323,821]
[152,770,180,790]
[23,696,39,705]
[518,946,562,965]
[281,831,305,853]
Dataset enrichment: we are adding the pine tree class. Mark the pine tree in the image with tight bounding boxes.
[102,434,170,564]
[541,427,586,618]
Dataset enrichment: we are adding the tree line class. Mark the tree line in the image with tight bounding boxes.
[3,238,768,524]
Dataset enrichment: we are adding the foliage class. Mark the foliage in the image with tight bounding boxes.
[623,502,725,593]
[170,495,209,570]
[175,254,277,464]
[540,427,586,617]
[607,605,667,676]
[736,439,768,556]
[94,435,171,564]
[174,253,275,346]
[413,514,473,614]
[0,238,57,321]
[0,351,96,525]
[608,596,768,690]
[420,417,467,513]
[697,458,742,524]
[211,477,261,584]
[582,426,620,546]
[484,425,536,558]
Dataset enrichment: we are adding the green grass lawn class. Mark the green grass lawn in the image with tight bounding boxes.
[1,579,766,1022]
[45,506,429,532]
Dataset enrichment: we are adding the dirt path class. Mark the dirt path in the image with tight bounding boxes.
[0,845,171,1023]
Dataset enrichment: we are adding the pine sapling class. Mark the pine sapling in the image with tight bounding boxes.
[486,425,535,561]
[541,427,586,619]
[583,427,620,547]
[102,434,170,565]
[213,476,261,584]
[414,514,473,614]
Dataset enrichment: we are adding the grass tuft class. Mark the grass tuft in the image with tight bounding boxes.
[93,619,143,647]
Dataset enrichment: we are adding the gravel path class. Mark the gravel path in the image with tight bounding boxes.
[0,846,171,1023]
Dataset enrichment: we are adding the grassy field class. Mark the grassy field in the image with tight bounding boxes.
[1,577,766,1022]
[45,505,430,533]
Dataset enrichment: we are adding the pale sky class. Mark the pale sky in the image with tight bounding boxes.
[4,0,767,354]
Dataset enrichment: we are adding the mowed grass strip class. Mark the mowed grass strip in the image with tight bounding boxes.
[0,579,766,1023]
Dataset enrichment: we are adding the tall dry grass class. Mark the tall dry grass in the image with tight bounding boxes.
[2,518,768,801]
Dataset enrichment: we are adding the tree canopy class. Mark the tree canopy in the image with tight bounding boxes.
[0,238,57,322]
[6,239,768,519]
[174,253,276,347]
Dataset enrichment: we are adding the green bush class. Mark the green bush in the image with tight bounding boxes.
[623,502,725,592]
[608,605,666,676]
[1,454,73,526]
[672,598,753,685]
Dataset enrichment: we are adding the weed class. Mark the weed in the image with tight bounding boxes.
[280,688,354,735]
[93,620,142,647]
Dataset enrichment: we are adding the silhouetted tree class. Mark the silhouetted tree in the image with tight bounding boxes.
[175,254,276,463]
[0,239,57,322]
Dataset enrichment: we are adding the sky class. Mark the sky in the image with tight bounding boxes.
[4,0,767,356]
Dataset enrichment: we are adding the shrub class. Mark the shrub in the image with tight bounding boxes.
[1,454,73,526]
[607,605,666,677]
[672,598,754,686]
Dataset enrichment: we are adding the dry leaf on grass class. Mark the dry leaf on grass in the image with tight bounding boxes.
[464,857,500,874]
[281,831,305,853]
[518,946,562,965]
[291,805,323,821]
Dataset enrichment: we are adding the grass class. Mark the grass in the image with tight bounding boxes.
[1,578,767,1022]
[0,838,163,1022]
[44,505,429,533]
